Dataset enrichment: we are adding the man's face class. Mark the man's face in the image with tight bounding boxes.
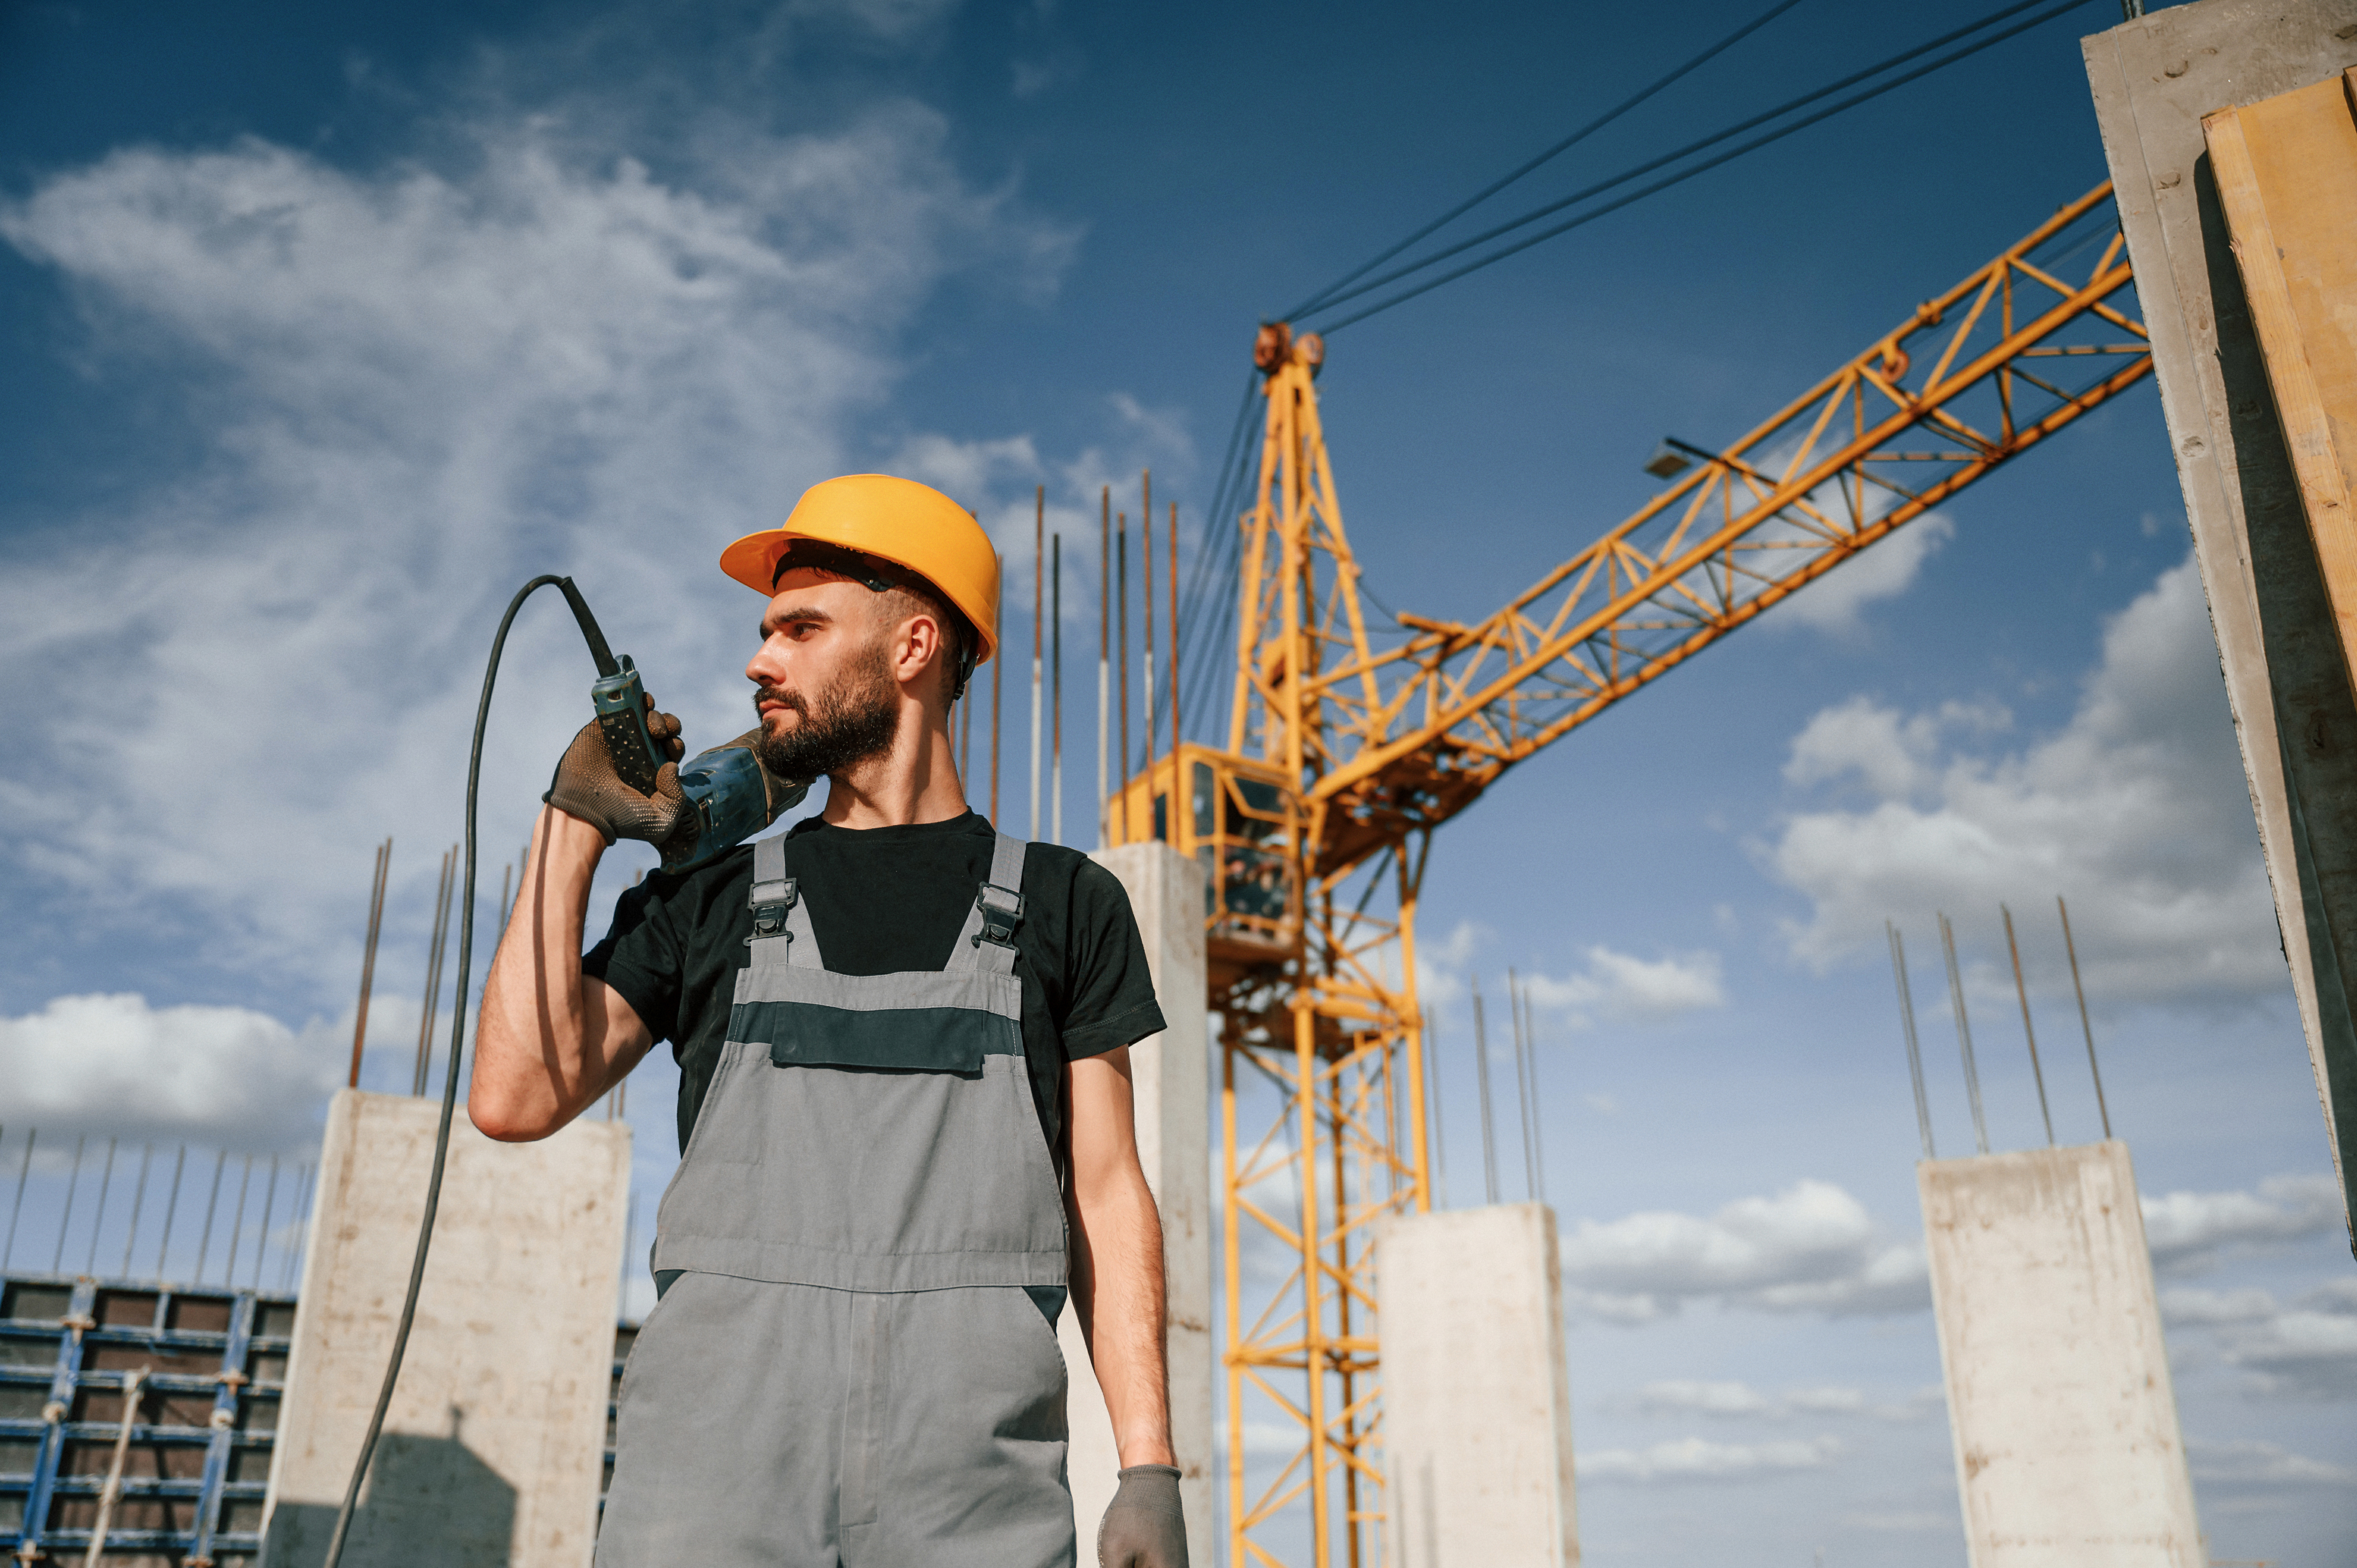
[744,569,901,779]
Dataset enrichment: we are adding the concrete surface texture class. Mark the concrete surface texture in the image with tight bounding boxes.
[2083,0,2357,1240]
[1060,842,1213,1566]
[261,1089,632,1568]
[1377,1203,1578,1568]
[1919,1142,2200,1568]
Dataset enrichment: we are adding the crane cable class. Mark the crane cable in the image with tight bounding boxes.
[1305,0,2099,334]
[1282,0,1812,323]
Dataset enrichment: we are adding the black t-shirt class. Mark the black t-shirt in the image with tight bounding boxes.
[584,811,1167,1165]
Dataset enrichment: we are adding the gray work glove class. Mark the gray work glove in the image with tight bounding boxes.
[544,695,693,859]
[1099,1464,1187,1568]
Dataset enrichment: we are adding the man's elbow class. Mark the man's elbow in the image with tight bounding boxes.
[468,1094,563,1143]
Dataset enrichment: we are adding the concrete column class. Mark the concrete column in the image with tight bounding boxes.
[1919,1141,2201,1568]
[1378,1203,1578,1568]
[263,1089,631,1568]
[1062,842,1212,1567]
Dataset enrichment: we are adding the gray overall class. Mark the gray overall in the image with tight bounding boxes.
[596,833,1076,1568]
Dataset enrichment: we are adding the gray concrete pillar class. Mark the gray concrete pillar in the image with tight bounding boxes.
[1919,1141,2201,1568]
[262,1089,631,1568]
[1061,842,1213,1567]
[1379,1203,1578,1568]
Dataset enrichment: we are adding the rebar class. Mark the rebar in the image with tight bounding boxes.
[1520,978,1549,1203]
[2058,896,2112,1139]
[1032,487,1045,840]
[1142,474,1157,776]
[1508,969,1538,1201]
[252,1156,281,1290]
[1052,532,1064,845]
[1098,489,1111,848]
[1888,923,1936,1159]
[223,1153,254,1284]
[2002,904,2055,1145]
[1169,501,1182,763]
[52,1133,86,1274]
[193,1149,227,1283]
[155,1145,186,1280]
[1424,1010,1448,1209]
[85,1137,117,1276]
[1472,981,1500,1205]
[1940,913,1990,1154]
[414,846,457,1097]
[121,1143,153,1279]
[350,837,391,1089]
[3,1128,33,1272]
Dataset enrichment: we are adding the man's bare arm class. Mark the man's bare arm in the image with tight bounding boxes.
[1065,1048,1175,1468]
[470,805,654,1141]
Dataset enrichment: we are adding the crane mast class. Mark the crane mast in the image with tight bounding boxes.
[1105,180,2149,1568]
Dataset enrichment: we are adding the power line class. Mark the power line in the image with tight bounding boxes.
[1306,0,2089,332]
[1284,0,1811,322]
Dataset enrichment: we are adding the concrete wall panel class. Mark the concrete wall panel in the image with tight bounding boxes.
[2083,0,2357,1240]
[1379,1203,1577,1568]
[262,1090,631,1568]
[1062,843,1213,1566]
[1920,1142,2199,1568]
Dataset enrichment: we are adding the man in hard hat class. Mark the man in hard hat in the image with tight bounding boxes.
[472,474,1187,1568]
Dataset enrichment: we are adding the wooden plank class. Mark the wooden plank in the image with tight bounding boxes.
[2205,77,2357,700]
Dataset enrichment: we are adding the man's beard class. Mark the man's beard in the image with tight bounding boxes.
[750,643,901,781]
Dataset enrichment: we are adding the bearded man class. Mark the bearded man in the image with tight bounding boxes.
[472,474,1187,1568]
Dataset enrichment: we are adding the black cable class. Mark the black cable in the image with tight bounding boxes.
[1282,0,1811,322]
[1305,0,2082,330]
[322,573,589,1568]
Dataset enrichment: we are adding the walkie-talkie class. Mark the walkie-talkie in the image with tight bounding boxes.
[558,579,666,793]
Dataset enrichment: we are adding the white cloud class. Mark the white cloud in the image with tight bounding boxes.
[0,84,1073,999]
[1770,512,1954,634]
[1768,556,2279,1003]
[2158,1286,2280,1326]
[2140,1174,2345,1272]
[1525,946,1726,1026]
[1579,1435,1841,1483]
[1560,1179,1927,1322]
[0,993,341,1150]
[2186,1437,2357,1488]
[1631,1379,1939,1424]
[2158,1273,2357,1398]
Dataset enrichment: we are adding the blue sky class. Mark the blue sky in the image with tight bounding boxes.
[0,1,2350,1563]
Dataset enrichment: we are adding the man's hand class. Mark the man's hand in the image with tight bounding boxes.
[1098,1465,1187,1568]
[544,695,693,857]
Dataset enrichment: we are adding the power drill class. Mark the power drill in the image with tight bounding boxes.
[558,577,807,872]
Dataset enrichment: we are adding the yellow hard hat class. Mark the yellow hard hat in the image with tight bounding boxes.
[719,474,999,666]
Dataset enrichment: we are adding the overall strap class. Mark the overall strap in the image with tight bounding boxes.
[947,833,1029,975]
[746,837,825,969]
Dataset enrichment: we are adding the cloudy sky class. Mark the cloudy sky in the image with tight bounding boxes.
[2,0,2350,1563]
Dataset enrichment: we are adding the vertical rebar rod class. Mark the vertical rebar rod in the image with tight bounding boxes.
[990,558,1003,827]
[1472,982,1500,1205]
[496,862,514,932]
[1098,489,1111,848]
[1888,923,1936,1160]
[622,1190,639,1318]
[282,1164,315,1293]
[1116,512,1131,839]
[1032,487,1044,840]
[1142,476,1156,779]
[1507,969,1536,1200]
[3,1129,33,1272]
[223,1153,254,1285]
[2058,896,2112,1139]
[52,1134,87,1274]
[2002,904,2056,1146]
[1169,501,1182,763]
[84,1138,117,1276]
[1052,532,1064,846]
[1424,1010,1448,1209]
[1521,979,1549,1203]
[251,1156,280,1290]
[349,838,390,1090]
[193,1149,227,1284]
[415,846,456,1097]
[155,1145,186,1280]
[1940,913,1990,1155]
[121,1143,153,1279]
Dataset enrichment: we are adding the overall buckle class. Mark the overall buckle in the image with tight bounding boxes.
[972,882,1025,948]
[748,875,798,945]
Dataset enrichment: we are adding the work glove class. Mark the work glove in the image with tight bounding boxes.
[1098,1464,1187,1568]
[544,694,694,859]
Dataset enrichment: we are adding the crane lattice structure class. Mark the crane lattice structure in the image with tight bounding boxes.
[1108,181,2149,1568]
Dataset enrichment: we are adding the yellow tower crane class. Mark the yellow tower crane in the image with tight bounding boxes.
[1106,179,2150,1568]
